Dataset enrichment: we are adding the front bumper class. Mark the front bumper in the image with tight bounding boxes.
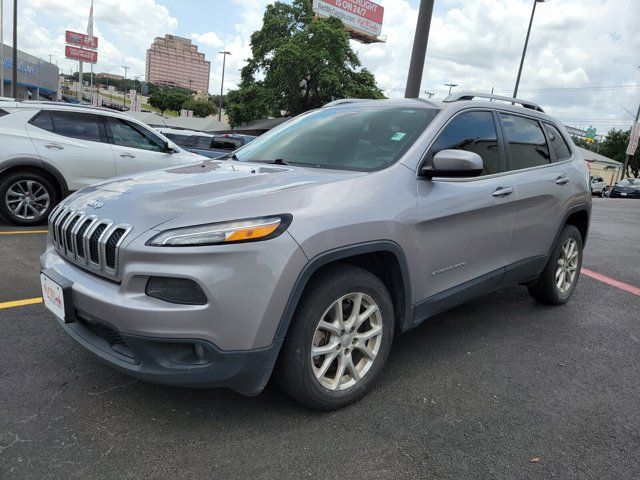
[56,305,282,395]
[40,230,307,394]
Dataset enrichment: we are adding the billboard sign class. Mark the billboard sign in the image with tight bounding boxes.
[312,0,384,39]
[65,31,99,49]
[626,121,640,156]
[65,45,98,63]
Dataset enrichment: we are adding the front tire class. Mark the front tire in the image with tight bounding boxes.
[276,264,394,410]
[0,172,57,226]
[528,225,583,305]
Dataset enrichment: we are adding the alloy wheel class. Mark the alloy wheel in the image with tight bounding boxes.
[311,292,383,391]
[556,237,579,294]
[5,180,51,220]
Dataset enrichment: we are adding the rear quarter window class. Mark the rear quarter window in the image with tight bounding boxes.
[543,123,572,161]
[0,108,9,118]
[29,110,54,132]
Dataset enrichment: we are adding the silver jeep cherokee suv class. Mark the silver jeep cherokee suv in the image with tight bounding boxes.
[40,93,591,410]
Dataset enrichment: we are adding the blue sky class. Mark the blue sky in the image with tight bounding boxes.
[3,0,639,134]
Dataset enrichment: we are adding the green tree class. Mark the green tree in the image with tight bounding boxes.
[600,128,639,178]
[182,98,217,118]
[148,90,171,115]
[148,89,189,115]
[226,0,384,127]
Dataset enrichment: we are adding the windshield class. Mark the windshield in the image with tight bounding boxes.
[619,178,640,187]
[234,106,439,172]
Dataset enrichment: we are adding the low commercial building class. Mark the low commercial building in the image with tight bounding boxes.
[1,44,59,99]
[577,147,623,185]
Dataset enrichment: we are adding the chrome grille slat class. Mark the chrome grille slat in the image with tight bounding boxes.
[49,205,131,280]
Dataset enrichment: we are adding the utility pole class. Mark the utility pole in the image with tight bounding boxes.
[424,90,434,98]
[513,0,545,98]
[444,83,458,95]
[404,0,435,98]
[1,0,4,97]
[218,50,231,121]
[621,102,640,178]
[122,65,129,107]
[11,0,17,98]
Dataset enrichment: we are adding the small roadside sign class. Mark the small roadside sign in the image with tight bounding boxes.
[626,121,640,156]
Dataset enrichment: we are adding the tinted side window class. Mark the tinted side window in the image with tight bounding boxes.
[0,108,9,118]
[195,136,212,149]
[499,114,550,170]
[431,111,500,175]
[212,138,241,150]
[29,111,54,132]
[107,118,165,152]
[50,111,102,142]
[543,123,572,161]
[165,133,192,146]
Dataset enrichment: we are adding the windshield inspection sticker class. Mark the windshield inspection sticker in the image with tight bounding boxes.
[391,132,406,141]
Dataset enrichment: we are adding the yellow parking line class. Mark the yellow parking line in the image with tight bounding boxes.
[0,230,48,235]
[0,297,43,309]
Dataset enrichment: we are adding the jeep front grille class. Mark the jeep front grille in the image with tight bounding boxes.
[48,205,132,279]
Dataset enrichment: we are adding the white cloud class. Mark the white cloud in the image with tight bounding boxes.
[5,0,639,135]
[191,32,224,48]
[351,0,640,134]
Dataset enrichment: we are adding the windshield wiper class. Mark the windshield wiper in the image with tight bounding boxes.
[249,158,290,165]
[218,153,239,161]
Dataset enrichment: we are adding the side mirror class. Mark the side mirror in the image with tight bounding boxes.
[420,149,483,179]
[164,141,178,154]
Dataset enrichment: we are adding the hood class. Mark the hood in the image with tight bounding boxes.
[61,159,364,233]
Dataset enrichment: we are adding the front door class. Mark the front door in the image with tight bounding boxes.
[416,110,516,302]
[104,117,182,177]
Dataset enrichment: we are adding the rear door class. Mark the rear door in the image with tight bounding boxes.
[104,117,182,176]
[416,109,516,299]
[498,113,576,268]
[26,110,116,190]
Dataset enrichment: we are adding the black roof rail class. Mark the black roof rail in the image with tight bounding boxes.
[442,91,544,113]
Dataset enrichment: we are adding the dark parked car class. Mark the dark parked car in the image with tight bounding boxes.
[609,178,640,198]
[157,128,256,158]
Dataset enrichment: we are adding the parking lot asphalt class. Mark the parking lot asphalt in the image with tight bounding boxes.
[0,198,639,480]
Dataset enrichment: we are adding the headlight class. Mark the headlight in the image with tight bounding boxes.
[147,214,292,246]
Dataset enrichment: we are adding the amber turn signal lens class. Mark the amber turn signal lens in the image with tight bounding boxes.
[225,221,280,242]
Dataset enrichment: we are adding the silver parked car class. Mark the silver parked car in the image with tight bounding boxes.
[40,93,591,410]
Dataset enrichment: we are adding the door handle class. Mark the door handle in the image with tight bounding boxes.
[492,187,514,197]
[555,176,570,185]
[44,143,64,150]
[119,153,136,158]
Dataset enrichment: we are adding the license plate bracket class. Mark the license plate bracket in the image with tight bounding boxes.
[40,269,76,324]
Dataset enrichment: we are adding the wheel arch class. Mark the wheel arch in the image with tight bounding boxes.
[274,241,414,340]
[0,158,69,200]
[561,204,590,247]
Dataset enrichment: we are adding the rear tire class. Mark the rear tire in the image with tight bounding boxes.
[527,225,583,305]
[276,264,394,410]
[0,172,58,226]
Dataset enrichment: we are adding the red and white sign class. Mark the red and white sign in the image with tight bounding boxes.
[65,30,99,49]
[312,0,384,38]
[626,121,640,156]
[65,45,98,63]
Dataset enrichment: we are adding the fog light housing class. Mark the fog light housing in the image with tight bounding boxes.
[145,277,207,305]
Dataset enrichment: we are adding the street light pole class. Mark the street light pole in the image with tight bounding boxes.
[11,0,17,98]
[444,83,458,95]
[218,50,230,122]
[513,0,545,98]
[404,0,435,98]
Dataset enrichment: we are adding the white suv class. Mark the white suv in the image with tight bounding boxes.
[0,101,205,225]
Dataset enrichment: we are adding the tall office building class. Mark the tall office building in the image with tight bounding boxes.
[145,35,210,93]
